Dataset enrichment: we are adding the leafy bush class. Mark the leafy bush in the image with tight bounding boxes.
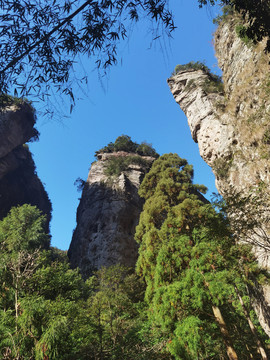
[95,135,159,159]
[235,24,254,46]
[104,155,151,177]
[173,61,209,75]
[202,77,224,94]
[213,157,233,178]
[173,61,224,94]
[213,5,235,25]
[0,94,34,110]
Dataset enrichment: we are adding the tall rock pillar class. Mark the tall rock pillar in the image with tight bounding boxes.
[68,152,154,278]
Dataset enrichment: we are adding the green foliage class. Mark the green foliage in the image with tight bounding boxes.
[213,157,233,179]
[74,177,86,192]
[202,1,270,51]
[0,94,31,109]
[0,206,171,359]
[95,135,159,159]
[202,77,224,94]
[0,204,49,252]
[0,0,175,104]
[263,128,270,145]
[135,153,268,359]
[173,61,224,94]
[104,155,151,177]
[235,24,254,46]
[213,5,235,25]
[173,61,209,75]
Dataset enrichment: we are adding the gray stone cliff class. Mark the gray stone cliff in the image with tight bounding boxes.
[0,102,52,230]
[68,152,155,278]
[168,14,270,335]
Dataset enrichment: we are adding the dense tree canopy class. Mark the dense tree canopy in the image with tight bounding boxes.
[0,205,169,359]
[1,166,270,359]
[135,154,269,359]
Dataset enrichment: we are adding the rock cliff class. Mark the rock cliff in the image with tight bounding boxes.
[0,100,52,230]
[68,152,155,278]
[168,13,270,335]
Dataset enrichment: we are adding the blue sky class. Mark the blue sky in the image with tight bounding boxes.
[29,0,222,250]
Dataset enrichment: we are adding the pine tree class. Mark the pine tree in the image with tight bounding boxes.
[135,153,269,359]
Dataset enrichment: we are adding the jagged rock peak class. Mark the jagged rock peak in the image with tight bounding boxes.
[69,137,157,279]
[0,97,38,159]
[168,68,225,144]
[0,96,51,230]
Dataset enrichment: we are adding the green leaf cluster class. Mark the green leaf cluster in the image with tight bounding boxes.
[104,155,151,177]
[173,61,210,75]
[203,1,270,51]
[95,135,159,159]
[135,153,269,359]
[0,205,170,359]
[173,61,224,94]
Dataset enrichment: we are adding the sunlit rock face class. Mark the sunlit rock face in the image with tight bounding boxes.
[68,152,155,279]
[168,16,270,268]
[0,102,52,230]
[168,14,270,335]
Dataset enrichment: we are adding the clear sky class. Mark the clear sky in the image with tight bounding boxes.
[29,0,222,250]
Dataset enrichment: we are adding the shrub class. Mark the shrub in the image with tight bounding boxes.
[213,5,235,25]
[95,135,159,159]
[235,24,254,46]
[173,61,209,75]
[173,61,224,94]
[213,157,233,179]
[74,178,86,192]
[202,77,224,94]
[263,129,270,145]
[0,94,34,111]
[104,155,151,177]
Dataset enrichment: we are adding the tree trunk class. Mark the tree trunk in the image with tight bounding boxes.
[235,287,268,360]
[212,305,239,360]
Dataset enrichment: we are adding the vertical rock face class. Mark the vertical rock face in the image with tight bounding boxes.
[168,14,270,335]
[0,102,52,230]
[68,152,155,278]
[168,15,270,266]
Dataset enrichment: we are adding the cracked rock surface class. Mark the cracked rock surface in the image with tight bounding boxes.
[68,152,154,278]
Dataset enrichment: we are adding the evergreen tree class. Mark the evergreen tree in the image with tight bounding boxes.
[0,205,88,359]
[0,206,168,359]
[135,154,269,359]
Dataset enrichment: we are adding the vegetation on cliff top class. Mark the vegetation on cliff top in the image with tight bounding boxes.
[0,94,34,112]
[172,61,224,94]
[95,135,159,159]
[203,1,270,51]
[104,155,153,177]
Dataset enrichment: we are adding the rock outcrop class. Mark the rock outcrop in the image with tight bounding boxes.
[0,101,52,230]
[68,152,155,278]
[168,13,270,335]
